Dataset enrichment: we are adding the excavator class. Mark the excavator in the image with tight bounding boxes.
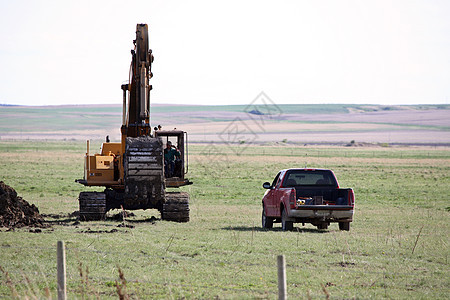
[76,24,191,222]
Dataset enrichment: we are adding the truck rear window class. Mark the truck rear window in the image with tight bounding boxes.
[283,170,337,187]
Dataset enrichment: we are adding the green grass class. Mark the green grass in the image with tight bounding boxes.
[0,107,120,133]
[0,141,449,299]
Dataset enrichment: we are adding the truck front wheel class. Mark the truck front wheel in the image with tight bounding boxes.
[262,206,273,229]
[281,209,293,231]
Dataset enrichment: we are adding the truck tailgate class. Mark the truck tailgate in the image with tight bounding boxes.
[296,205,353,210]
[288,205,354,220]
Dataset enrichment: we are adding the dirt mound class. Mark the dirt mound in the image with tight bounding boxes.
[0,181,45,228]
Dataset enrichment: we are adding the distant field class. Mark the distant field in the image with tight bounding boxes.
[0,141,449,298]
[0,104,449,145]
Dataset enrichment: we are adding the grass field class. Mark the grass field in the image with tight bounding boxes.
[0,141,449,299]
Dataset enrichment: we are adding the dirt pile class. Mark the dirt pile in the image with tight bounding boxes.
[0,181,45,228]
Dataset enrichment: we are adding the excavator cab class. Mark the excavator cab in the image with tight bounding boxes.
[155,130,192,187]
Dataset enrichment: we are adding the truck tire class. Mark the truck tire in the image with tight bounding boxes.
[262,205,273,229]
[316,223,328,230]
[339,222,350,231]
[281,209,293,231]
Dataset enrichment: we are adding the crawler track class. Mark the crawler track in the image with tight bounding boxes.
[162,192,190,222]
[124,136,164,209]
[79,192,106,221]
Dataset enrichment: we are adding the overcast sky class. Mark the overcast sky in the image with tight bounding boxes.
[0,0,449,106]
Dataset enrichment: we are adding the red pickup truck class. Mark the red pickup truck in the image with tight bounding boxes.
[261,168,355,231]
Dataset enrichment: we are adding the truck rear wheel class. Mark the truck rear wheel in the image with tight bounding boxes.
[339,222,350,231]
[262,206,273,229]
[281,209,293,231]
[316,223,328,230]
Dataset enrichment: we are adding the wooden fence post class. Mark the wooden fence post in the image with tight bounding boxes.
[277,255,287,300]
[57,241,66,300]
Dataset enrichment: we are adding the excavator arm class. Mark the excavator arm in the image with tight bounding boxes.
[122,24,154,137]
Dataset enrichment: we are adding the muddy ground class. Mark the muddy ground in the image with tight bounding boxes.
[0,181,45,229]
[0,180,159,231]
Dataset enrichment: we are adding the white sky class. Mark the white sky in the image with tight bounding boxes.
[0,0,449,106]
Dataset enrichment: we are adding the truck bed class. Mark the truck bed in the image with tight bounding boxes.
[294,187,352,206]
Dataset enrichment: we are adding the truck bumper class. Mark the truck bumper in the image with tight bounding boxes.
[288,205,353,221]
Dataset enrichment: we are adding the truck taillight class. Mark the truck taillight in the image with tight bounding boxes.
[289,188,296,209]
[348,189,355,207]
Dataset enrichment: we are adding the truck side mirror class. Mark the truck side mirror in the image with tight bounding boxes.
[262,182,272,189]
